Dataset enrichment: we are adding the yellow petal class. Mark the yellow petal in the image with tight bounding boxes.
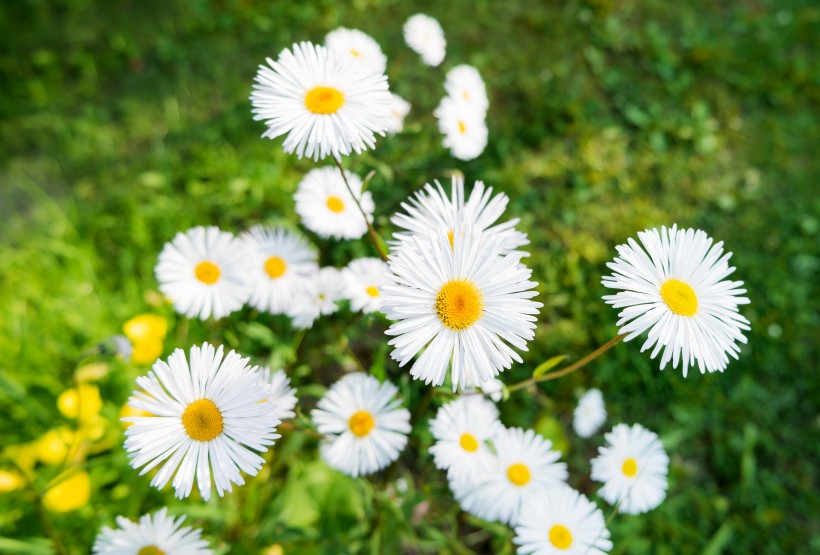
[123,314,168,343]
[44,471,91,512]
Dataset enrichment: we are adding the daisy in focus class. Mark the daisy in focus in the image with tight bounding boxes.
[390,175,528,254]
[287,267,345,329]
[250,41,392,161]
[325,27,387,75]
[591,423,669,514]
[573,388,606,438]
[93,507,212,555]
[602,224,751,376]
[381,225,542,390]
[387,93,411,135]
[444,65,489,115]
[434,96,488,161]
[453,427,568,524]
[311,373,411,477]
[124,343,280,500]
[256,367,298,421]
[241,225,318,314]
[155,226,251,320]
[513,485,612,555]
[342,257,390,314]
[429,395,501,484]
[295,166,374,240]
[403,14,446,66]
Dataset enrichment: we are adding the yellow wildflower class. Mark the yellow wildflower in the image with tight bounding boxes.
[0,470,24,493]
[131,337,164,365]
[43,471,91,512]
[57,383,103,422]
[123,314,167,343]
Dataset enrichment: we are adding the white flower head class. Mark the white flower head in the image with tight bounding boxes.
[93,507,213,555]
[124,343,280,500]
[342,257,390,314]
[240,225,318,315]
[325,27,387,75]
[478,377,505,403]
[453,427,568,524]
[287,267,345,329]
[256,367,298,421]
[435,96,488,161]
[390,175,529,254]
[250,41,392,161]
[445,64,489,115]
[312,373,411,477]
[387,93,412,135]
[429,395,501,483]
[403,14,446,66]
[382,225,542,391]
[295,166,374,240]
[155,226,251,320]
[514,485,612,555]
[591,423,669,514]
[573,388,606,438]
[602,225,751,376]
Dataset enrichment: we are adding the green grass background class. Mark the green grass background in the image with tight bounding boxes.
[0,0,817,553]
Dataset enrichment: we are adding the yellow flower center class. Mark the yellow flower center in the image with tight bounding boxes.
[507,462,531,486]
[457,120,467,134]
[264,256,287,279]
[660,279,698,316]
[622,457,638,477]
[194,261,221,285]
[462,91,470,101]
[435,280,484,330]
[459,433,479,452]
[137,547,166,555]
[304,86,345,115]
[365,285,380,298]
[447,229,455,249]
[548,524,573,549]
[349,48,361,58]
[326,195,345,213]
[182,399,224,442]
[348,410,375,438]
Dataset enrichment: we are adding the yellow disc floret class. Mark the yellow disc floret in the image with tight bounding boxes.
[365,286,380,297]
[459,433,479,452]
[182,399,224,442]
[137,547,167,555]
[507,462,531,486]
[265,256,287,279]
[435,279,484,330]
[622,457,638,477]
[326,195,345,213]
[194,261,221,285]
[304,86,345,115]
[660,279,698,316]
[548,524,573,549]
[348,410,375,437]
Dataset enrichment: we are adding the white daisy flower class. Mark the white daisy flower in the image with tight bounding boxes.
[256,367,298,421]
[444,65,489,115]
[591,423,669,514]
[387,93,411,135]
[93,507,212,555]
[390,175,529,254]
[478,377,505,403]
[250,41,392,161]
[240,225,318,315]
[124,343,280,500]
[403,14,446,66]
[325,27,387,75]
[342,258,389,314]
[513,485,612,555]
[295,166,374,240]
[155,226,251,320]
[602,224,751,376]
[434,96,488,161]
[287,267,345,329]
[381,225,542,391]
[573,388,606,438]
[429,395,501,483]
[311,373,411,477]
[453,427,568,524]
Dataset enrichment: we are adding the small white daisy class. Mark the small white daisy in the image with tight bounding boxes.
[155,226,251,320]
[434,96,488,161]
[403,14,446,66]
[250,41,392,161]
[513,485,612,555]
[444,65,489,115]
[602,224,751,376]
[478,377,505,403]
[429,395,501,483]
[453,427,568,524]
[381,225,542,390]
[573,388,606,438]
[287,267,345,329]
[256,367,298,421]
[295,166,374,240]
[387,93,411,135]
[124,343,279,500]
[390,175,529,254]
[93,507,212,555]
[591,423,669,514]
[311,373,411,477]
[240,225,318,315]
[341,257,390,314]
[325,27,387,75]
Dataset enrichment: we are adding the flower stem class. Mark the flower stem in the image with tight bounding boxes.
[507,334,626,393]
[334,158,388,262]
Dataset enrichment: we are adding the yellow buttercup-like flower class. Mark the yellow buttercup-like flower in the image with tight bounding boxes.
[43,471,91,512]
[130,337,164,365]
[0,470,24,493]
[36,428,77,465]
[123,314,168,343]
[57,383,103,422]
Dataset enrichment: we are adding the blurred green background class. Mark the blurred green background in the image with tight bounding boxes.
[1,0,817,553]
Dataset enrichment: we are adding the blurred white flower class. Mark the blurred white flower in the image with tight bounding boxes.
[573,388,606,438]
[434,96,488,160]
[93,507,213,554]
[325,27,387,74]
[342,257,390,314]
[403,14,446,66]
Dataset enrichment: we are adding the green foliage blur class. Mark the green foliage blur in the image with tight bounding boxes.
[1,0,817,553]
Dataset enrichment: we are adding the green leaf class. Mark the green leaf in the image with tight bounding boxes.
[0,537,54,555]
[532,355,568,378]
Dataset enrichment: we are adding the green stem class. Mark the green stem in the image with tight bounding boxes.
[334,158,388,262]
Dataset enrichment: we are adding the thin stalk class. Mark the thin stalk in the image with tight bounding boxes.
[334,158,388,261]
[7,460,68,555]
